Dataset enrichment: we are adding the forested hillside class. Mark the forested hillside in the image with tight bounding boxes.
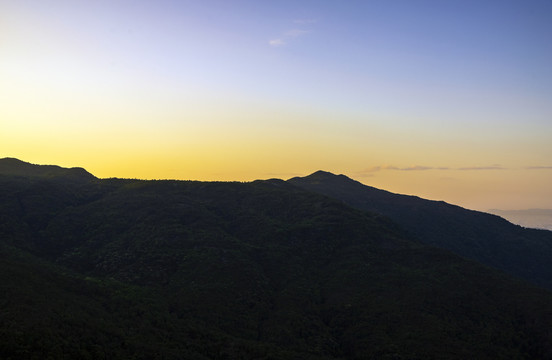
[289,171,552,290]
[2,159,552,359]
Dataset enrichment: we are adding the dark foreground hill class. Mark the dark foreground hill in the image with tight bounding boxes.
[289,171,552,290]
[2,159,552,359]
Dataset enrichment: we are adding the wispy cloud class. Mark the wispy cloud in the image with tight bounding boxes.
[358,164,510,175]
[269,21,314,47]
[401,165,437,171]
[359,165,395,173]
[360,165,446,173]
[268,38,285,47]
[525,166,552,170]
[355,164,551,178]
[457,166,505,171]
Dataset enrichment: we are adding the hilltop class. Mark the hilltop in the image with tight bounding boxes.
[0,157,95,180]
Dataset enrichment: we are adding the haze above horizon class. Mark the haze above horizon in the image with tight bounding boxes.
[2,0,551,211]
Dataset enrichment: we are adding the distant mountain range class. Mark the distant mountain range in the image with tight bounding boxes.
[489,208,552,231]
[1,158,552,359]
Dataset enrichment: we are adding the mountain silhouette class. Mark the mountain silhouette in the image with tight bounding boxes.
[2,159,552,359]
[0,157,95,180]
[289,170,552,290]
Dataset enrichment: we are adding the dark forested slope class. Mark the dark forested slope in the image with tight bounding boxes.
[289,170,552,290]
[2,159,552,359]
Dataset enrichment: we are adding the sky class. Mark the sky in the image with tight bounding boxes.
[1,0,551,211]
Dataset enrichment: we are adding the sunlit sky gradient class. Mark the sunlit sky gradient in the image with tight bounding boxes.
[2,0,551,211]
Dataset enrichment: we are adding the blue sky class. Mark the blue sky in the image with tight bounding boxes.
[2,0,551,210]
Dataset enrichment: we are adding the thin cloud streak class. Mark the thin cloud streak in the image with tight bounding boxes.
[268,38,285,46]
[359,165,510,174]
[525,166,552,170]
[401,165,436,171]
[457,166,505,170]
[269,21,314,47]
[361,165,446,173]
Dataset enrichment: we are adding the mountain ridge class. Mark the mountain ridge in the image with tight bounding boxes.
[288,170,552,290]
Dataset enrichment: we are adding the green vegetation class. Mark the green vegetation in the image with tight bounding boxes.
[289,170,552,290]
[1,159,552,359]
